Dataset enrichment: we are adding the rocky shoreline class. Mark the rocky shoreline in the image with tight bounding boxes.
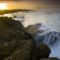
[0,17,59,60]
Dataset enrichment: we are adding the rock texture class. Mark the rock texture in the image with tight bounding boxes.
[0,17,34,60]
[36,43,51,60]
[0,17,59,60]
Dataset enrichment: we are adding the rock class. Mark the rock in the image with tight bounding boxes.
[0,17,58,60]
[0,17,35,60]
[36,43,51,60]
[26,23,49,35]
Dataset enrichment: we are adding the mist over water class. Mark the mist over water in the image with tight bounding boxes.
[3,11,60,58]
[20,11,60,58]
[24,11,60,32]
[3,11,60,32]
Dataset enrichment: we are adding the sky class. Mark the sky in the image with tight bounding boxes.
[0,0,60,10]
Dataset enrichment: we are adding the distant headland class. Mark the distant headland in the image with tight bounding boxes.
[0,9,34,15]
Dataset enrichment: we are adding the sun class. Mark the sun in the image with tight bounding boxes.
[0,3,8,10]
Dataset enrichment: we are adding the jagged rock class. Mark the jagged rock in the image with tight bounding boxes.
[26,23,49,35]
[0,17,56,60]
[36,43,51,60]
[0,17,35,60]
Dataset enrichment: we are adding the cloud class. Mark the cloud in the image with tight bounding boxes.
[0,0,60,5]
[0,0,60,10]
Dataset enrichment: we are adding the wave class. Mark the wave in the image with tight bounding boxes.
[26,23,60,58]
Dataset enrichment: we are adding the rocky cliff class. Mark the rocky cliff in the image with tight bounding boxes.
[0,17,34,60]
[0,17,59,60]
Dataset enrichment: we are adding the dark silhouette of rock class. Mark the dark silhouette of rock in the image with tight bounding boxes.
[0,9,34,15]
[0,17,58,60]
[0,17,35,60]
[36,43,51,60]
[26,23,49,35]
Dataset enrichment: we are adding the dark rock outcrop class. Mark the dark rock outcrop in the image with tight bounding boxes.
[0,17,59,60]
[26,23,49,35]
[0,17,35,60]
[36,43,51,60]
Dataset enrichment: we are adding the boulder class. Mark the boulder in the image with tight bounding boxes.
[36,43,51,60]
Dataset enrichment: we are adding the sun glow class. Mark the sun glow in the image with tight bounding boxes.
[0,3,8,10]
